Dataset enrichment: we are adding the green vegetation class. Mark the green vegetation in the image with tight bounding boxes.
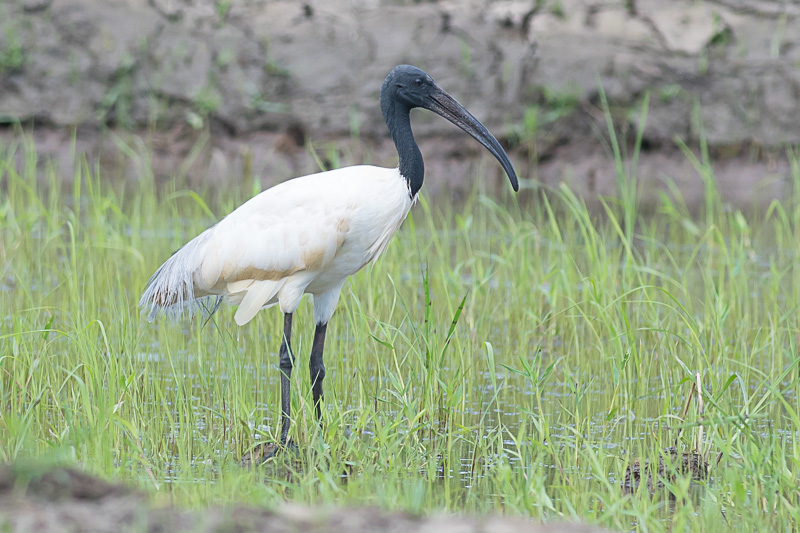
[97,56,137,129]
[549,1,565,20]
[0,10,24,75]
[2,123,800,531]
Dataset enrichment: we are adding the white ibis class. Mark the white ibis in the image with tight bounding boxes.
[139,65,518,458]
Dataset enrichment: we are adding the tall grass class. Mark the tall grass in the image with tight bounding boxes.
[2,126,800,531]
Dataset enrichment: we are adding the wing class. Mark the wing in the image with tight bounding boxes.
[198,179,352,278]
[140,165,409,325]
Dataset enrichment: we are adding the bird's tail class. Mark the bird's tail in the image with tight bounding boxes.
[139,231,220,321]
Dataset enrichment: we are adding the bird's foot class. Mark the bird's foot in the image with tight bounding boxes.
[240,439,298,467]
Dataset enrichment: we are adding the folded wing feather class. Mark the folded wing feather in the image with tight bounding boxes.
[141,166,404,323]
[192,179,354,324]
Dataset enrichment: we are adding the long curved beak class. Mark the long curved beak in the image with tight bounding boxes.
[424,87,519,192]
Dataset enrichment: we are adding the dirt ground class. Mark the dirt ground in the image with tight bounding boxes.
[0,463,610,533]
[2,0,800,209]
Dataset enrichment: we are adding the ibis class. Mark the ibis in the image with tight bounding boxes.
[139,65,518,458]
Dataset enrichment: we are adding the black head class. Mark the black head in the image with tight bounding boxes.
[381,65,519,192]
[381,65,439,109]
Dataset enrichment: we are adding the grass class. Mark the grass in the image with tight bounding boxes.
[2,124,800,531]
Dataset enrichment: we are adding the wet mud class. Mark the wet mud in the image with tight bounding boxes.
[0,463,611,533]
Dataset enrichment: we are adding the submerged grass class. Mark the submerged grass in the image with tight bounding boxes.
[2,127,800,531]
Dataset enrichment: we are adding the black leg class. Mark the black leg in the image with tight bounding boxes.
[239,312,296,467]
[278,313,294,445]
[309,323,327,422]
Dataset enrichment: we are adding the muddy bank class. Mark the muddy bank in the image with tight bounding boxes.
[2,0,800,207]
[2,0,800,144]
[0,463,610,533]
[1,122,792,212]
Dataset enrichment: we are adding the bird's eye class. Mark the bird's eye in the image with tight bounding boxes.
[414,78,423,86]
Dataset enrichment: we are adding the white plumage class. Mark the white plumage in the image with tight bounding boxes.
[139,165,413,326]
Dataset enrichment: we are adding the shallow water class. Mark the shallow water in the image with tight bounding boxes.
[134,334,734,498]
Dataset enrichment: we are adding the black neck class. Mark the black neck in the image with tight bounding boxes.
[381,96,424,197]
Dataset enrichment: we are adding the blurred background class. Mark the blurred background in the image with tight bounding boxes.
[1,0,799,209]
